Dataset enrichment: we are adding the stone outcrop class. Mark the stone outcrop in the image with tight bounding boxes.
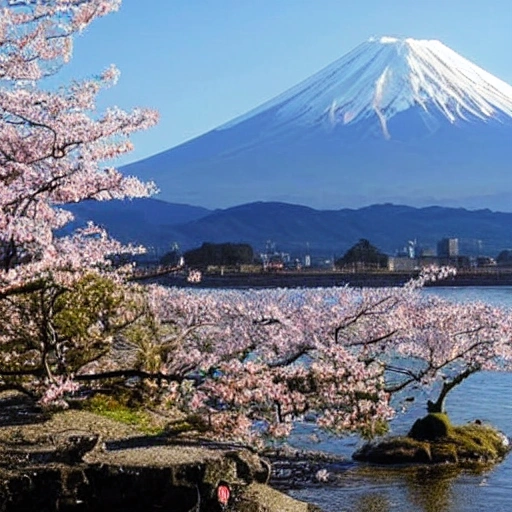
[0,436,322,511]
[353,414,510,466]
[0,404,320,512]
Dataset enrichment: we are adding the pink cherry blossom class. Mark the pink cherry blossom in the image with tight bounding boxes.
[2,3,510,449]
[0,0,157,299]
[130,268,512,444]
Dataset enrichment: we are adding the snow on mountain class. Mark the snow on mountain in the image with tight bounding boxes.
[220,37,512,136]
[122,37,512,211]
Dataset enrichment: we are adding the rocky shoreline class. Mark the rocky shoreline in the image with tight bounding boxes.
[0,441,292,512]
[0,396,321,512]
[2,398,510,511]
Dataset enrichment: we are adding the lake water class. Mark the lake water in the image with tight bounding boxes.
[285,286,512,512]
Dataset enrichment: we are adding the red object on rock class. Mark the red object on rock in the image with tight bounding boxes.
[217,484,230,505]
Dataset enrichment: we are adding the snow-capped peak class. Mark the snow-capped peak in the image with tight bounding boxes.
[370,36,401,44]
[220,37,512,137]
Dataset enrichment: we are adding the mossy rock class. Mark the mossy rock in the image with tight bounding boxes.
[408,413,452,441]
[353,436,432,464]
[353,415,510,465]
[445,423,510,462]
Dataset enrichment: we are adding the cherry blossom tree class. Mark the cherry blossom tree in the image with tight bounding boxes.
[0,0,157,395]
[384,293,512,413]
[0,0,158,298]
[108,284,399,444]
[1,1,510,448]
[92,269,512,446]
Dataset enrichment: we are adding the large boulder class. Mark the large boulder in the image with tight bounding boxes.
[353,414,510,465]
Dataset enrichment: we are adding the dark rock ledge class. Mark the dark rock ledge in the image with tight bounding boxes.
[263,446,350,489]
[0,437,323,512]
[0,405,321,512]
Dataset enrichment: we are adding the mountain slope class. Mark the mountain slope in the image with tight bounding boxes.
[63,198,211,247]
[122,37,512,211]
[220,36,512,132]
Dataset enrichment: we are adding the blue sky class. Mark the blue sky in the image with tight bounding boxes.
[59,0,512,166]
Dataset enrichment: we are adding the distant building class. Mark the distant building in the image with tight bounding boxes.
[406,240,417,258]
[437,238,459,258]
[388,257,418,272]
[266,257,284,271]
[476,256,496,268]
[418,256,441,268]
[418,246,436,257]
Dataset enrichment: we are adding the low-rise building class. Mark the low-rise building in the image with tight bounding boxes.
[388,257,418,272]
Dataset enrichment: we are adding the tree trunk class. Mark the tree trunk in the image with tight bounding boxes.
[427,397,444,413]
[426,366,479,414]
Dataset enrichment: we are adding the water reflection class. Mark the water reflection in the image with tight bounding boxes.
[348,465,462,512]
[402,465,458,512]
[352,493,391,512]
[289,459,497,512]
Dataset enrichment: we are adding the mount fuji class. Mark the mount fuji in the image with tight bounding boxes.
[123,37,512,211]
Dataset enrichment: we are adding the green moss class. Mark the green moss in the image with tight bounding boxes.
[445,424,509,461]
[430,413,452,427]
[79,394,164,435]
[354,415,509,465]
[353,435,431,464]
[429,442,458,463]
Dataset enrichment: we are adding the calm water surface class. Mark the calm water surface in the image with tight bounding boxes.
[286,286,512,512]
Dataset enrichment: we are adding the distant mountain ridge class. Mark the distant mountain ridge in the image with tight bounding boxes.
[63,198,211,248]
[170,202,512,257]
[66,199,512,258]
[122,37,512,211]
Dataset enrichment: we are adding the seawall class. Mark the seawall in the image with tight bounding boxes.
[149,269,512,289]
